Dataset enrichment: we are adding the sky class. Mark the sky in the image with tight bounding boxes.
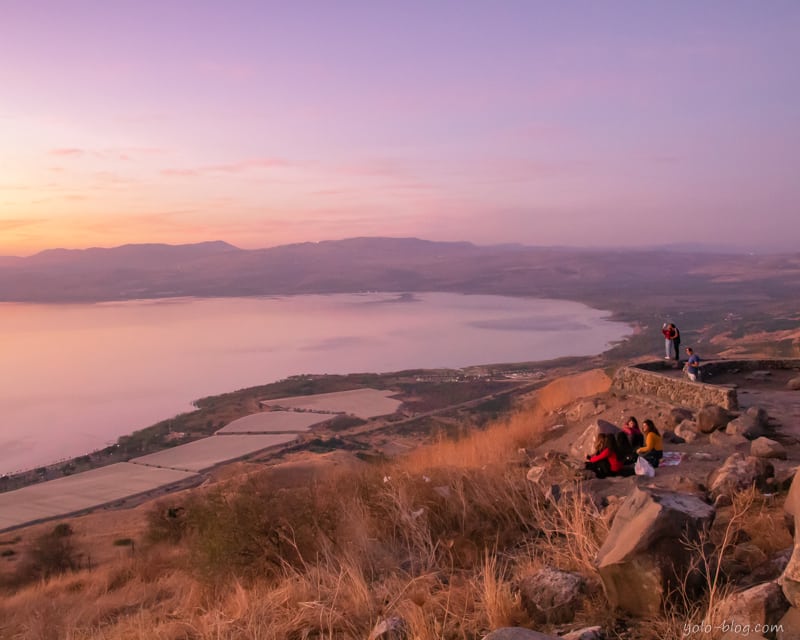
[1,1,798,256]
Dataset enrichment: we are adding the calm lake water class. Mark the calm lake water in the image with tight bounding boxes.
[0,293,630,474]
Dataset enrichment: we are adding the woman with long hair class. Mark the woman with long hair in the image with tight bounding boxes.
[623,416,645,449]
[637,419,664,468]
[585,432,624,479]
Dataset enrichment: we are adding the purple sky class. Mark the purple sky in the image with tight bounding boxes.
[1,1,798,255]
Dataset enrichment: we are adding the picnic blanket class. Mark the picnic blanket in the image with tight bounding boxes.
[660,451,683,466]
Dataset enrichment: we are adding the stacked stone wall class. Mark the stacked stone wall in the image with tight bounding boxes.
[613,359,800,411]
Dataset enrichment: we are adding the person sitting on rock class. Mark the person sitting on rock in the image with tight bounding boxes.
[622,416,645,449]
[637,419,664,467]
[615,431,635,465]
[585,432,624,478]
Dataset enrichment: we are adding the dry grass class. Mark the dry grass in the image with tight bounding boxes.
[0,390,787,640]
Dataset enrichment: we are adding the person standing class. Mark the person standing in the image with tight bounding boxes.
[662,323,673,359]
[668,323,681,363]
[685,347,701,381]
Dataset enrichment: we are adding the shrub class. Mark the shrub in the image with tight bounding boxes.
[145,501,188,544]
[21,522,81,580]
[113,538,135,547]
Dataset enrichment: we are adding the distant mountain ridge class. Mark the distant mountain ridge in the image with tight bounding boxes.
[0,237,799,303]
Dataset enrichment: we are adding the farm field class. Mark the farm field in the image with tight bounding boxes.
[0,463,197,531]
[130,433,298,472]
[216,410,331,434]
[261,388,402,418]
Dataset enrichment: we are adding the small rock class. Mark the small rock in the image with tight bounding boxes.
[711,581,789,640]
[670,407,695,425]
[787,377,800,391]
[674,420,698,443]
[746,406,770,427]
[733,542,768,570]
[694,452,717,461]
[526,466,546,484]
[697,405,731,433]
[710,430,749,447]
[368,616,408,640]
[707,453,775,499]
[518,568,584,624]
[562,627,605,640]
[726,414,766,440]
[751,437,788,460]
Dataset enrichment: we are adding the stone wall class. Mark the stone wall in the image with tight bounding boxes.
[613,359,800,411]
[613,361,738,410]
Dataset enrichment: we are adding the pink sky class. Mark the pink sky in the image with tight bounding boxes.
[1,1,798,255]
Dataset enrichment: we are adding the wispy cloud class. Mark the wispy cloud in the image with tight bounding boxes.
[161,157,291,177]
[0,218,48,231]
[50,148,84,156]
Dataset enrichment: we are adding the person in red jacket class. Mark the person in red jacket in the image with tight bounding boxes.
[585,433,624,478]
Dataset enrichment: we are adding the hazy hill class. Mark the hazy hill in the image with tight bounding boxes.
[1,237,799,303]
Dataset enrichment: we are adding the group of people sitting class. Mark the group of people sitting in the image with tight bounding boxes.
[584,416,664,478]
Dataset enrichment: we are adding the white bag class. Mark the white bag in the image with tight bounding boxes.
[635,455,655,478]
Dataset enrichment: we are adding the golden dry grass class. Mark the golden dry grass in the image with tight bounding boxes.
[1,373,784,640]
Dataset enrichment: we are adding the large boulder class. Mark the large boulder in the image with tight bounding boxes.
[707,453,774,499]
[711,581,788,640]
[670,407,695,426]
[595,487,715,617]
[726,414,766,440]
[566,399,606,422]
[751,437,788,460]
[674,420,698,443]
[777,606,800,639]
[780,472,800,607]
[697,405,731,434]
[518,568,584,624]
[569,419,619,459]
[746,406,770,427]
[710,430,749,448]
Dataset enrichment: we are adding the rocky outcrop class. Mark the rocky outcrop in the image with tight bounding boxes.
[711,581,789,640]
[777,606,800,639]
[707,453,774,499]
[697,405,731,434]
[780,472,800,607]
[569,420,619,459]
[674,420,698,443]
[709,430,749,448]
[727,414,767,440]
[751,437,788,460]
[670,407,695,425]
[595,487,715,617]
[518,568,584,624]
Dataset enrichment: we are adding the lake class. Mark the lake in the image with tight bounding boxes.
[0,292,630,474]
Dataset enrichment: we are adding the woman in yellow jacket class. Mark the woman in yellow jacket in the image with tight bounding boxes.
[637,419,664,468]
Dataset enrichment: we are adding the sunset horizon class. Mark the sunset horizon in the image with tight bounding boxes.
[3,2,798,256]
